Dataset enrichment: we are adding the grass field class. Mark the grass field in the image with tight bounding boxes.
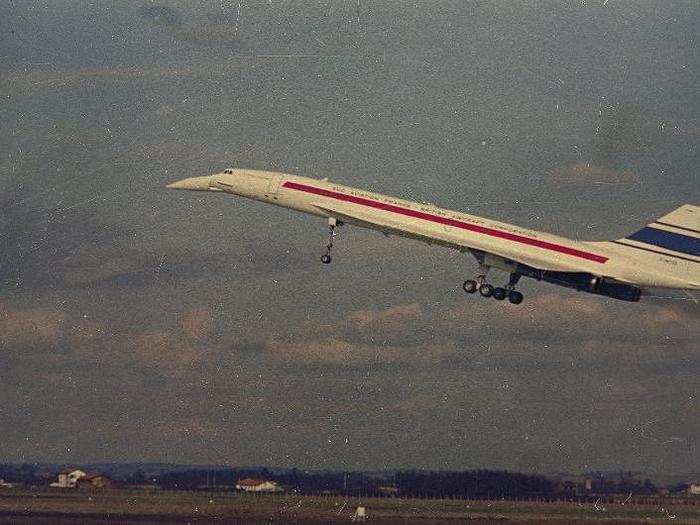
[0,489,698,524]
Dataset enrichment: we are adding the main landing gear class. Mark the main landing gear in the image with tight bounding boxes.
[321,218,340,264]
[462,266,524,305]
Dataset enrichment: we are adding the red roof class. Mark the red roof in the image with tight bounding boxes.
[236,478,272,487]
[83,473,109,481]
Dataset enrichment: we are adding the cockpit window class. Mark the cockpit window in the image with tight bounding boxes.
[223,169,234,174]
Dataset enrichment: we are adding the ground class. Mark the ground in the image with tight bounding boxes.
[0,489,698,524]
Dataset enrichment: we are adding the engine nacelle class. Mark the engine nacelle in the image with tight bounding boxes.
[515,264,642,302]
[592,279,642,302]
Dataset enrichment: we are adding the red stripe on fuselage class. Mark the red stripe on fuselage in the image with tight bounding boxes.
[282,181,608,264]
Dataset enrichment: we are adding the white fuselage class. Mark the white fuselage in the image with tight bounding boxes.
[168,169,699,292]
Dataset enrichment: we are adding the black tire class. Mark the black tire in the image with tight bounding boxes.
[508,290,524,304]
[462,280,478,294]
[479,283,494,297]
[321,254,332,264]
[493,287,507,300]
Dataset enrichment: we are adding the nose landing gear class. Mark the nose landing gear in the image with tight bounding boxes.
[321,218,340,264]
[462,269,524,305]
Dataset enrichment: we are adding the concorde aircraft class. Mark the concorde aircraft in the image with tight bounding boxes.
[167,169,699,305]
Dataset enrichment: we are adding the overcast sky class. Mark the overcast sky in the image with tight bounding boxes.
[0,1,698,476]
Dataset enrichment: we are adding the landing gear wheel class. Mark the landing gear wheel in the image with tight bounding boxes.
[508,290,524,304]
[493,287,507,301]
[479,284,494,298]
[463,280,478,294]
[321,254,332,264]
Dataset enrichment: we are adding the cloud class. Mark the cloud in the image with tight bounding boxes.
[0,302,66,349]
[61,247,144,288]
[57,244,255,290]
[1,184,136,292]
[127,330,208,378]
[592,103,657,160]
[265,338,457,368]
[343,303,429,344]
[64,318,109,346]
[445,293,697,348]
[139,3,239,46]
[548,163,639,185]
[346,303,422,330]
[139,4,183,27]
[457,292,693,331]
[180,307,214,342]
[171,24,240,45]
[261,294,698,369]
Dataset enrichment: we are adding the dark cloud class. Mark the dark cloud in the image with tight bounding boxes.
[139,3,239,46]
[0,288,696,471]
[0,0,697,475]
[139,4,183,27]
[0,201,134,291]
[57,247,222,289]
[171,24,240,45]
[593,103,659,162]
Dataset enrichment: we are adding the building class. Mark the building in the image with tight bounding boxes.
[352,506,367,522]
[235,478,281,493]
[76,473,113,489]
[551,475,592,494]
[688,484,700,496]
[50,469,86,488]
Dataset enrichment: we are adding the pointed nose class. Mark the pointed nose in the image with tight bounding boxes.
[166,176,212,191]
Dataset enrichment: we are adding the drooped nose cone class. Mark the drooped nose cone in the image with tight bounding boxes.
[166,176,212,191]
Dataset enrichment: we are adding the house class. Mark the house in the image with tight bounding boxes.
[551,475,592,494]
[76,473,113,489]
[0,479,16,489]
[50,469,86,488]
[689,484,700,496]
[235,478,281,493]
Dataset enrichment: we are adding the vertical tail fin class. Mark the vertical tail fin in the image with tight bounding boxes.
[617,204,700,259]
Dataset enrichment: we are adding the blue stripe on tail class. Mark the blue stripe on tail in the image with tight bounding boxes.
[627,227,700,256]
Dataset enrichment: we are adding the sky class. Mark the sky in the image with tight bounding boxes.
[0,1,698,476]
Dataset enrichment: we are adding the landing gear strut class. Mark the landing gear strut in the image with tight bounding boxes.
[321,218,339,264]
[462,268,524,305]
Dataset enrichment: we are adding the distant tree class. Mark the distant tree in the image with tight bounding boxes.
[395,469,553,499]
[0,463,41,485]
[126,469,146,485]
